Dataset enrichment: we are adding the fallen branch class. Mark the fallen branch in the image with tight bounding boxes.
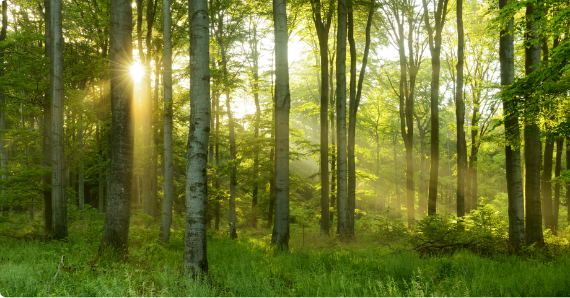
[53,255,65,283]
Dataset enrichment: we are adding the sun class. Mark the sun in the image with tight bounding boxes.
[130,63,144,83]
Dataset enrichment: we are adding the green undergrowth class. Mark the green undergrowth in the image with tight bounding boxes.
[1,210,570,296]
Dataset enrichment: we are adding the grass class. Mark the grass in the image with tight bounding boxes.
[1,208,570,296]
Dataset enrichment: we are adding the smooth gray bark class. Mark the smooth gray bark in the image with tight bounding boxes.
[271,0,290,250]
[348,0,374,232]
[51,0,67,240]
[311,0,332,236]
[553,137,563,232]
[523,2,543,246]
[336,0,349,238]
[100,0,134,252]
[455,0,466,218]
[42,0,53,235]
[161,0,174,244]
[184,0,210,275]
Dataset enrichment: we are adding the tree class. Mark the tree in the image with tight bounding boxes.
[455,0,466,218]
[271,0,290,251]
[381,0,424,225]
[421,0,449,215]
[336,0,349,238]
[100,0,134,252]
[217,6,238,239]
[523,1,544,246]
[51,0,67,239]
[160,0,174,244]
[310,0,333,236]
[348,0,374,231]
[184,0,210,274]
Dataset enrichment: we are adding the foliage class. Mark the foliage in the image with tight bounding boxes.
[412,202,508,256]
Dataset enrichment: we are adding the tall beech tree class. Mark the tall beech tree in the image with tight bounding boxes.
[421,0,448,215]
[455,0,466,218]
[271,0,291,250]
[100,0,134,252]
[336,0,349,238]
[499,0,524,247]
[310,0,333,236]
[184,0,210,274]
[160,0,174,244]
[523,2,544,246]
[51,0,67,239]
[347,0,374,231]
[381,0,423,225]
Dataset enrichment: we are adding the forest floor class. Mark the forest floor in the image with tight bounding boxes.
[1,206,570,297]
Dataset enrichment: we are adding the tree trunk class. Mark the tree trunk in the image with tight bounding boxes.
[251,24,260,228]
[329,46,336,224]
[393,134,400,218]
[184,0,210,275]
[542,139,555,231]
[422,0,448,216]
[0,0,7,219]
[100,0,134,252]
[271,0,290,250]
[310,0,332,235]
[215,92,221,231]
[469,100,479,211]
[160,0,174,243]
[336,0,349,238]
[348,0,374,231]
[97,125,106,213]
[523,2,544,246]
[218,13,237,240]
[78,109,84,210]
[41,0,54,235]
[51,0,67,240]
[566,136,569,223]
[553,137,563,233]
[455,0,466,218]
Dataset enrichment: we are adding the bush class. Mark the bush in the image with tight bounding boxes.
[412,202,508,256]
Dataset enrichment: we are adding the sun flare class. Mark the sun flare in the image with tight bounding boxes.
[130,63,144,83]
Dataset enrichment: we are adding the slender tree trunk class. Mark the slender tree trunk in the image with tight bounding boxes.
[375,132,379,214]
[51,0,67,240]
[566,136,569,223]
[422,0,448,216]
[252,24,261,228]
[393,134,400,218]
[267,52,275,230]
[470,102,479,211]
[419,129,427,215]
[215,93,221,231]
[97,125,105,213]
[542,139,555,231]
[184,0,210,275]
[553,138,563,233]
[42,0,53,234]
[78,108,84,210]
[336,0,349,238]
[218,14,237,239]
[0,0,8,220]
[160,0,174,243]
[455,0,466,218]
[330,56,336,224]
[310,0,332,235]
[271,0,290,250]
[100,0,134,252]
[523,2,544,246]
[348,0,374,231]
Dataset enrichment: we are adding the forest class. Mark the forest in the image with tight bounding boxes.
[1,0,570,296]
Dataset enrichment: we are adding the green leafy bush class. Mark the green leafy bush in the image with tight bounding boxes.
[412,202,508,256]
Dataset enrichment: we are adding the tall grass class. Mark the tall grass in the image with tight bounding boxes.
[1,208,570,296]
